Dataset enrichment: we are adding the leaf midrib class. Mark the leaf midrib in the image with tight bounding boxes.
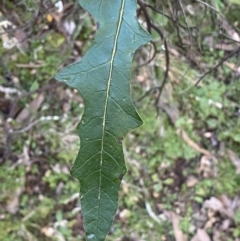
[96,0,126,232]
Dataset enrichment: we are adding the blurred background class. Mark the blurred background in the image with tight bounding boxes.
[0,0,240,240]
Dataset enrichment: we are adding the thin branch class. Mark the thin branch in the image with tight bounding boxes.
[137,0,170,109]
[177,0,192,47]
[180,47,240,94]
[139,0,197,31]
[150,22,170,109]
[137,41,158,68]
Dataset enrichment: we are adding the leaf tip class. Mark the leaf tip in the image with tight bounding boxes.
[55,71,67,83]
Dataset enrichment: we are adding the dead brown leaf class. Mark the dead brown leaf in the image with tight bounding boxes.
[5,186,24,214]
[190,229,211,241]
[200,155,217,177]
[169,212,188,241]
[186,176,199,187]
[203,197,223,212]
[227,149,240,174]
[16,93,45,122]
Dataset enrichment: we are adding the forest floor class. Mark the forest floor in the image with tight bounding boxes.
[0,0,240,241]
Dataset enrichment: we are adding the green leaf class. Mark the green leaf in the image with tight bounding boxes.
[228,0,240,5]
[55,0,151,240]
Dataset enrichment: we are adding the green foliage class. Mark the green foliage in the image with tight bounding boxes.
[0,162,25,201]
[55,0,151,240]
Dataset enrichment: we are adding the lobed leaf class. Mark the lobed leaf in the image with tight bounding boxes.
[55,0,151,240]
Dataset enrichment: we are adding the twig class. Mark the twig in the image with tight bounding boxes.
[137,41,158,68]
[137,1,170,108]
[180,47,240,94]
[178,129,217,162]
[139,0,197,30]
[177,0,192,47]
[150,22,170,110]
[8,115,60,134]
